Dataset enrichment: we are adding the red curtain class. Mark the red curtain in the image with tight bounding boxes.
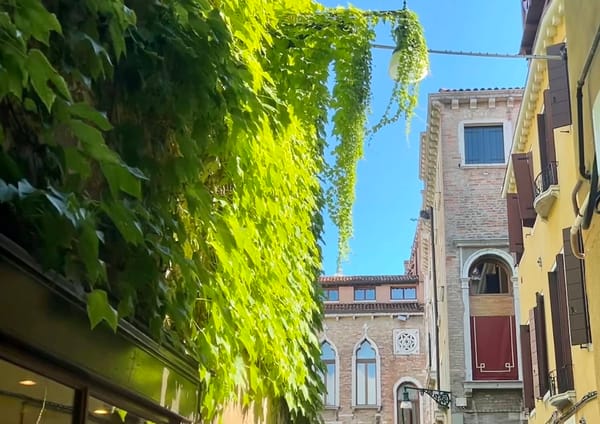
[471,316,518,380]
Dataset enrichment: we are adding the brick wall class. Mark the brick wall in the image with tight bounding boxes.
[421,89,524,424]
[321,313,428,424]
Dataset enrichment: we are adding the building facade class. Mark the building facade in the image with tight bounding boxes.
[419,87,524,424]
[502,0,600,423]
[0,235,200,424]
[319,274,430,424]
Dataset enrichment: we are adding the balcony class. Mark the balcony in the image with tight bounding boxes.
[533,161,559,218]
[548,366,575,409]
[520,0,550,54]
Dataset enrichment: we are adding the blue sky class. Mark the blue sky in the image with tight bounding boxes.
[319,0,528,276]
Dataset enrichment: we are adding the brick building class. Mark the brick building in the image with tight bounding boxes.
[418,88,525,424]
[319,273,431,424]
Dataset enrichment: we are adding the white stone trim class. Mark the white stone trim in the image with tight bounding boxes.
[502,0,565,197]
[393,329,420,355]
[457,119,513,167]
[460,249,518,382]
[351,336,382,408]
[320,336,340,408]
[392,377,424,424]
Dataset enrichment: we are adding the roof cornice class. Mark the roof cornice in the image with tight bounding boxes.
[420,99,442,210]
[420,89,523,209]
[502,0,565,196]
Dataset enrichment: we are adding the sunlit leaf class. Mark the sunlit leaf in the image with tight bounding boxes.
[87,289,118,331]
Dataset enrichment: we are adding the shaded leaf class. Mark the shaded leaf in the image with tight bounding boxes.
[69,103,112,131]
[86,289,118,331]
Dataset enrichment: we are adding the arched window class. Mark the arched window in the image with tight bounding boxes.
[469,255,511,295]
[321,341,337,406]
[355,340,377,406]
[397,383,420,424]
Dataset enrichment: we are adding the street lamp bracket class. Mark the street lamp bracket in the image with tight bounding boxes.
[400,386,452,410]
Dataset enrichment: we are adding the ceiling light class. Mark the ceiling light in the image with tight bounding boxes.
[18,379,37,386]
[93,408,110,415]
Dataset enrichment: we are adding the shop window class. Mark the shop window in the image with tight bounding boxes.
[87,396,168,423]
[0,357,74,424]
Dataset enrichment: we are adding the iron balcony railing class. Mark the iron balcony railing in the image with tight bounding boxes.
[534,161,559,197]
[548,363,574,397]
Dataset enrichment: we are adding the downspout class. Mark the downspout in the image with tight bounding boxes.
[570,23,600,258]
[429,206,441,391]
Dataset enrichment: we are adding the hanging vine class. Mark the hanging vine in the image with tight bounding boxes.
[0,0,428,422]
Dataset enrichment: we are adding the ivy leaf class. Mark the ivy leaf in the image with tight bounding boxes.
[63,147,91,179]
[17,179,36,198]
[69,119,119,164]
[86,289,118,331]
[14,0,62,45]
[101,162,142,199]
[79,221,101,283]
[101,200,144,245]
[116,408,127,422]
[117,294,135,319]
[26,49,71,112]
[44,191,67,216]
[27,50,56,112]
[0,180,17,202]
[69,103,112,131]
[232,355,247,389]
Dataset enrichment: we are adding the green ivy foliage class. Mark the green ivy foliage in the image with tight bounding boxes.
[0,0,427,421]
[372,8,429,136]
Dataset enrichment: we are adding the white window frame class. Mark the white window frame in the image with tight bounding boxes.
[320,338,340,408]
[351,337,381,408]
[458,119,512,167]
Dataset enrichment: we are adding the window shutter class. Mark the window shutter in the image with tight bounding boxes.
[520,324,535,411]
[538,101,558,192]
[562,228,591,345]
[534,293,549,397]
[542,92,557,164]
[537,113,549,176]
[512,152,537,227]
[507,193,524,262]
[548,262,574,393]
[546,43,571,128]
[529,309,540,398]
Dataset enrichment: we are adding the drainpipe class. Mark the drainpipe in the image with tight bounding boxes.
[570,23,600,257]
[421,206,441,391]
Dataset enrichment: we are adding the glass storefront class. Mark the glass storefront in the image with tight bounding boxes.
[0,358,74,424]
[0,358,173,424]
[0,241,199,424]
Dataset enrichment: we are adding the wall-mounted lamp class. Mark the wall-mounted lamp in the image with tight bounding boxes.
[400,386,452,410]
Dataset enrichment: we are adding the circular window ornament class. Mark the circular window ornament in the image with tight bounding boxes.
[394,329,419,355]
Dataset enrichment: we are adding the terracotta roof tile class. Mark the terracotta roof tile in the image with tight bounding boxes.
[324,302,423,314]
[438,87,524,92]
[319,274,418,286]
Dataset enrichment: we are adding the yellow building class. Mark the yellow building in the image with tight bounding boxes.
[503,0,600,423]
